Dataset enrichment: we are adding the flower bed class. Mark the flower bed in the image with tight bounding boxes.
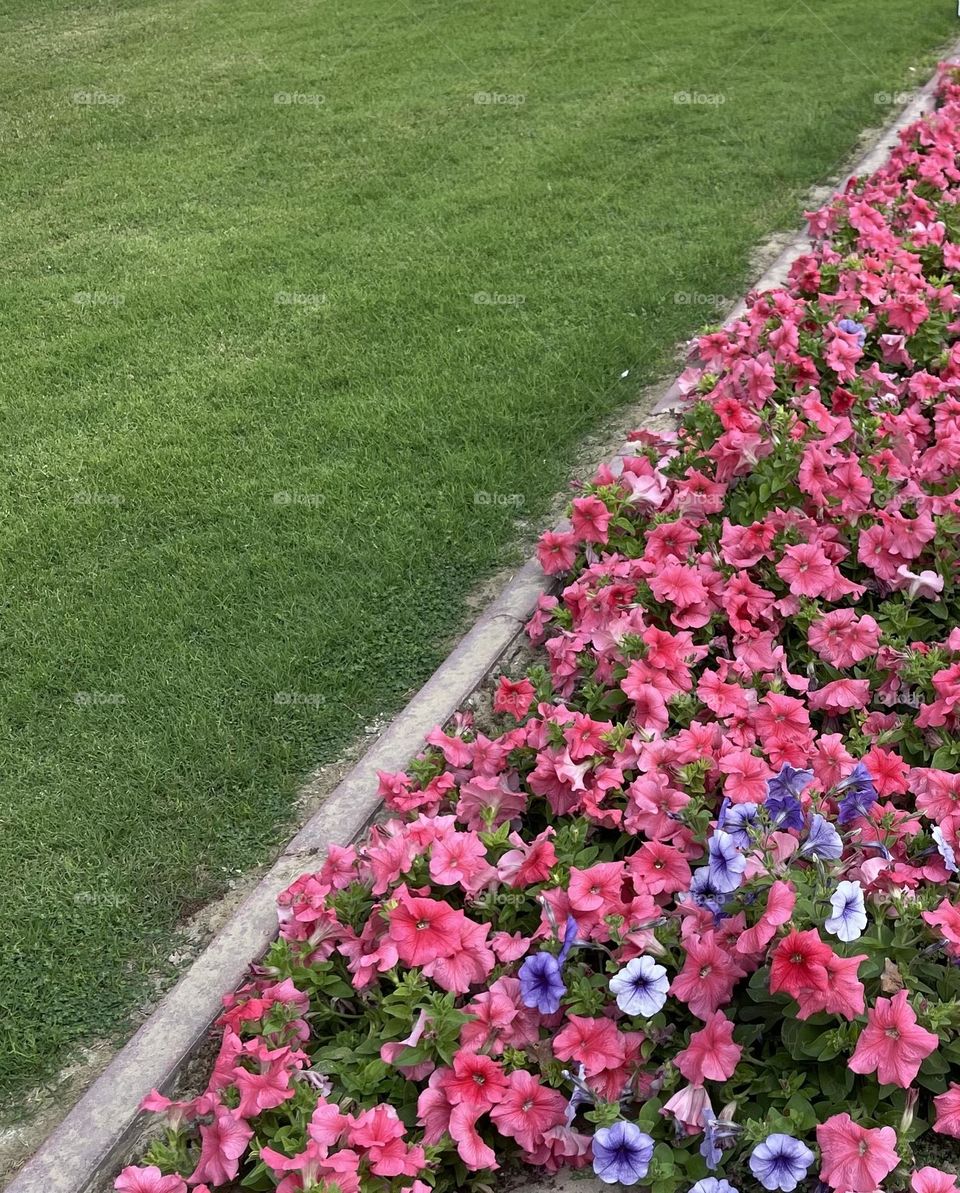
[120,64,960,1193]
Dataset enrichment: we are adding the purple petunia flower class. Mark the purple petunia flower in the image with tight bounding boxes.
[592,1121,654,1185]
[518,951,566,1013]
[749,1133,816,1192]
[699,1109,741,1170]
[690,1181,738,1193]
[764,792,805,831]
[837,318,867,347]
[690,866,730,917]
[765,765,811,830]
[718,799,760,849]
[557,914,579,964]
[518,914,579,1013]
[767,764,814,801]
[798,812,843,860]
[706,829,746,893]
[836,762,877,824]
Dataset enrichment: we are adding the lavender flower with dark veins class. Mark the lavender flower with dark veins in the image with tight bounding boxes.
[690,866,730,918]
[706,829,746,893]
[718,799,760,849]
[798,812,843,860]
[749,1134,816,1192]
[592,1121,654,1186]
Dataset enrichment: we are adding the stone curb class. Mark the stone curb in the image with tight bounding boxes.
[6,48,958,1193]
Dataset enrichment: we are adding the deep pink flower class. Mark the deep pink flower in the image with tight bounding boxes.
[536,529,578,574]
[627,841,691,895]
[735,880,796,955]
[769,929,832,1002]
[571,495,612,543]
[489,1069,567,1152]
[795,951,867,1021]
[552,1015,627,1076]
[233,1062,294,1118]
[387,892,461,967]
[444,1051,508,1113]
[493,676,536,719]
[776,542,837,598]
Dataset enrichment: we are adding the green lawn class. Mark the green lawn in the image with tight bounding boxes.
[0,0,955,1106]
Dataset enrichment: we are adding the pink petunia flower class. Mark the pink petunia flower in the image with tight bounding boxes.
[536,529,578,574]
[816,1113,899,1192]
[775,542,838,598]
[626,840,692,895]
[493,676,536,720]
[735,880,796,956]
[552,1015,627,1077]
[114,1167,187,1193]
[571,495,612,544]
[934,1084,960,1137]
[660,1084,714,1136]
[848,990,939,1087]
[674,1010,742,1083]
[671,931,747,1020]
[387,892,462,967]
[188,1110,253,1187]
[912,1168,960,1193]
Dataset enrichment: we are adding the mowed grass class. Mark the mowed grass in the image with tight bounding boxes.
[0,0,954,1105]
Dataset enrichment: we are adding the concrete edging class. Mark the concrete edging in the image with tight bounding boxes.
[7,46,959,1193]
